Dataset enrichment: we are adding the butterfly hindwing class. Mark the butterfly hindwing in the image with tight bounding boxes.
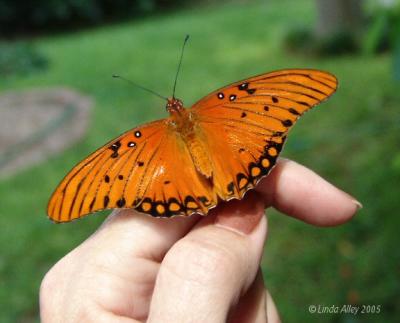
[134,128,217,217]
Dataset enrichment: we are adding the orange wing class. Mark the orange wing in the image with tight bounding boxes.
[191,69,338,201]
[47,119,217,222]
[48,69,337,222]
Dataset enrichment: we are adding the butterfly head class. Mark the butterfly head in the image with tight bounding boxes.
[166,97,184,114]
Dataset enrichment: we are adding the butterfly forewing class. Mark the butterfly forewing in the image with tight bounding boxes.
[192,69,337,200]
[48,120,166,222]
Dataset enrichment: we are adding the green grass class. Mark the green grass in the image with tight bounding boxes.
[1,0,399,322]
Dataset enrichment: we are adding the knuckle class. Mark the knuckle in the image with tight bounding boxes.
[163,235,245,286]
[40,261,96,322]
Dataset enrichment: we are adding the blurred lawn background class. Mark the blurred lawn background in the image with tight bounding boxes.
[0,0,399,322]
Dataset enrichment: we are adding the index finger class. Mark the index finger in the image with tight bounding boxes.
[256,159,361,226]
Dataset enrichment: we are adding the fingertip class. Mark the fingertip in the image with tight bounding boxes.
[256,159,360,226]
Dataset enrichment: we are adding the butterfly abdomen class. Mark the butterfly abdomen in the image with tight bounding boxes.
[169,108,214,179]
[185,137,213,178]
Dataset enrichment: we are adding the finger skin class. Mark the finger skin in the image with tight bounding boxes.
[228,269,267,323]
[40,159,358,322]
[266,290,281,323]
[256,159,360,226]
[40,210,200,322]
[147,192,267,323]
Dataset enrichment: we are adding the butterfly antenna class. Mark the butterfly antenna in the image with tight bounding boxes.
[112,74,168,101]
[172,34,190,99]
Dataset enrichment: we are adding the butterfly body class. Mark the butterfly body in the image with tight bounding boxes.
[167,102,214,178]
[48,69,338,222]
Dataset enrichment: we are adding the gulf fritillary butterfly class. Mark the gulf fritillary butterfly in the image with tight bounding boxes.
[47,68,337,222]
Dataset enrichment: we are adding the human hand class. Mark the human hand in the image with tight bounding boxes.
[40,159,360,322]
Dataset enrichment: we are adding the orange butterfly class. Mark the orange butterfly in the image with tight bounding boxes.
[47,68,337,222]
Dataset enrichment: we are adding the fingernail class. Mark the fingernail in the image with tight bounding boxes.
[215,191,265,235]
[352,199,363,210]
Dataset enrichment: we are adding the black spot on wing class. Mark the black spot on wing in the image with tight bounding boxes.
[104,196,110,207]
[236,173,249,190]
[135,197,186,218]
[117,197,126,207]
[109,141,121,158]
[288,108,300,116]
[184,196,199,210]
[247,137,286,185]
[238,83,249,90]
[198,196,211,207]
[282,119,293,127]
[110,141,121,150]
[89,197,96,210]
[227,182,235,195]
